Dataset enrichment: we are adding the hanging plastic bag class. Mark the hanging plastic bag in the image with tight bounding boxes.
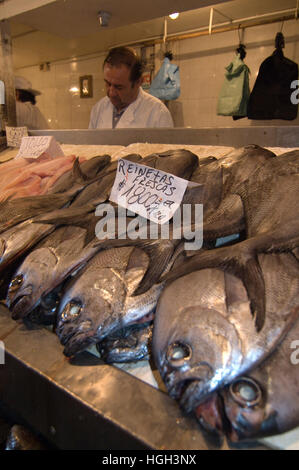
[247,33,298,120]
[149,56,180,101]
[217,52,250,118]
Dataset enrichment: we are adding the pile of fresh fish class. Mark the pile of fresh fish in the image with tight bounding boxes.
[1,144,298,446]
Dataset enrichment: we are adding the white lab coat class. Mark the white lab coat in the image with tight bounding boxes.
[89,88,174,129]
[16,101,50,129]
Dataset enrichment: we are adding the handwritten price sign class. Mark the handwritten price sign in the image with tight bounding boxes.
[6,126,28,147]
[109,158,189,224]
[16,136,64,159]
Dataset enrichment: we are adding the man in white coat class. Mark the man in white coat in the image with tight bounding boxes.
[89,47,174,129]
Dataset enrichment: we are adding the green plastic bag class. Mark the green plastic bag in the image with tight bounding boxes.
[217,54,250,117]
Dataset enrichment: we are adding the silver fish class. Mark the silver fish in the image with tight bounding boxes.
[220,314,299,442]
[6,223,96,320]
[153,251,299,415]
[196,253,299,442]
[191,145,277,244]
[56,246,163,357]
[162,152,299,330]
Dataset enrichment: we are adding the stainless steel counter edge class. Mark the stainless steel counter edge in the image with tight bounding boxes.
[29,127,299,148]
[0,306,268,450]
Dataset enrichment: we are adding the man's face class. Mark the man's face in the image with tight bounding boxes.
[103,63,141,111]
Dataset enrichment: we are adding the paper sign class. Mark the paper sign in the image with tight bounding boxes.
[16,136,65,159]
[6,126,28,147]
[109,158,189,224]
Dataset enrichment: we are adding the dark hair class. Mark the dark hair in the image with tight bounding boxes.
[103,46,144,83]
[16,89,36,105]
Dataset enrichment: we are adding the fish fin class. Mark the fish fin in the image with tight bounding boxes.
[241,256,266,332]
[131,239,175,296]
[61,158,105,201]
[73,157,89,182]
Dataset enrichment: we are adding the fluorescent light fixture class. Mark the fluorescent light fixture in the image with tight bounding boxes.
[169,12,179,20]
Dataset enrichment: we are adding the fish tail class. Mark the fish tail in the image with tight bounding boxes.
[132,239,175,296]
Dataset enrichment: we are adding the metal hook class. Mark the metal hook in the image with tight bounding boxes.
[163,17,168,52]
[237,25,245,45]
[238,24,242,43]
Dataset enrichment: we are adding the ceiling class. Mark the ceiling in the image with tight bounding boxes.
[1,0,298,69]
[6,0,229,38]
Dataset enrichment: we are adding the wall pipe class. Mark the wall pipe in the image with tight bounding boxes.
[143,8,299,47]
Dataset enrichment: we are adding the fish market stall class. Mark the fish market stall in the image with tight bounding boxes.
[0,126,298,451]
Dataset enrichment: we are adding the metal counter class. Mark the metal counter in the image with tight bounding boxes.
[0,304,269,450]
[30,126,299,148]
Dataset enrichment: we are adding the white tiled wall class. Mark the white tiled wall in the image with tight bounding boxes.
[17,19,299,129]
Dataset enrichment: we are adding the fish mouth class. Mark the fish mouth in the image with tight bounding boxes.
[63,330,97,357]
[194,394,226,438]
[8,286,33,320]
[178,379,211,413]
[57,320,96,358]
[165,363,214,413]
[10,295,31,320]
[194,393,245,442]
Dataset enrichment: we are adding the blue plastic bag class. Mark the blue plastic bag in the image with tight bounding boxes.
[149,57,180,101]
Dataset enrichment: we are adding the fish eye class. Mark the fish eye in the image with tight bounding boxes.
[9,275,24,292]
[61,299,82,321]
[166,342,192,367]
[229,377,262,408]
